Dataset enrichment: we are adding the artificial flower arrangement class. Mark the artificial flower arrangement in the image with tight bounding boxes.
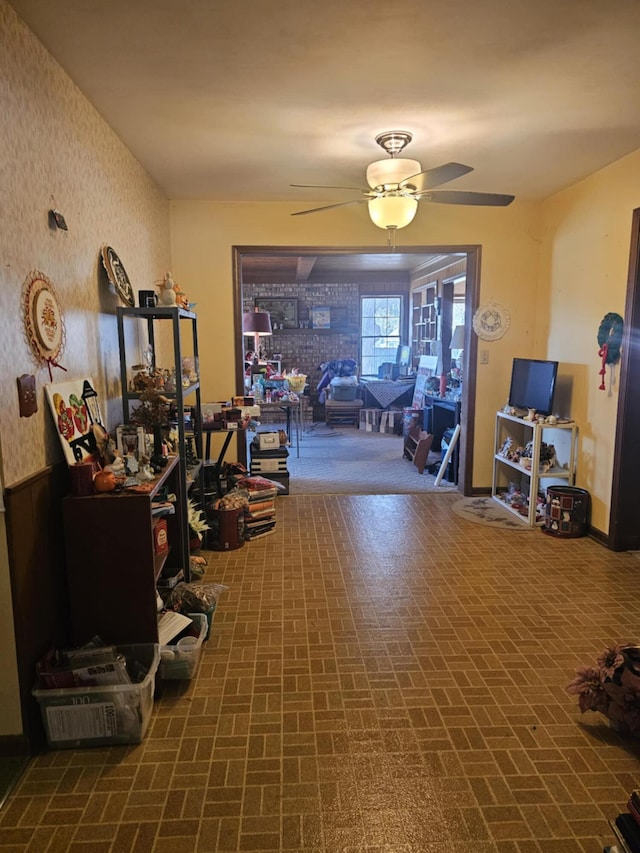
[187,499,210,548]
[567,643,640,734]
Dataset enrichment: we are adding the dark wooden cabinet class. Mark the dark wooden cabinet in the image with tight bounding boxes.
[422,396,461,449]
[63,455,186,645]
[423,396,461,483]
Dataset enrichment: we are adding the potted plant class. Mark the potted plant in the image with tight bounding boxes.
[567,644,640,734]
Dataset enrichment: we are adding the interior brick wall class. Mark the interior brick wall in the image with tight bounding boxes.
[244,280,409,421]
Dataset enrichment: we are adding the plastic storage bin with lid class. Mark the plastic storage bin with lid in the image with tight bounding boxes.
[329,375,358,401]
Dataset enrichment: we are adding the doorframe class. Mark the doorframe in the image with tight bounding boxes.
[608,208,640,550]
[232,244,482,496]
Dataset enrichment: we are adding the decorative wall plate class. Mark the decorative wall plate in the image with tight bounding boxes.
[472,301,511,341]
[101,245,135,307]
[23,270,66,370]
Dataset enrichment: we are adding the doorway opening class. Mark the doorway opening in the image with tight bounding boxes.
[232,245,482,496]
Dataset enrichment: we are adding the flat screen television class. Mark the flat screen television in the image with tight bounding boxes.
[508,358,559,416]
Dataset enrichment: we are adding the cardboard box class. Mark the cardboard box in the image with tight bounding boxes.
[258,432,279,450]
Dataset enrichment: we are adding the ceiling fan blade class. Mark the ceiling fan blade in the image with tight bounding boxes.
[291,183,367,192]
[422,190,515,206]
[291,199,368,216]
[401,162,474,192]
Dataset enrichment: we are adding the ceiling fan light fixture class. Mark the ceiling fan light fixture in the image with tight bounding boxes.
[368,195,418,230]
[365,157,421,190]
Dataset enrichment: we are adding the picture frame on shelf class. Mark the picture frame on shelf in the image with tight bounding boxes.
[310,306,331,329]
[411,355,438,408]
[116,424,147,458]
[329,306,348,331]
[254,297,298,329]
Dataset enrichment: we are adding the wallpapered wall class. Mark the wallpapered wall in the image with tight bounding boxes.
[0,0,171,488]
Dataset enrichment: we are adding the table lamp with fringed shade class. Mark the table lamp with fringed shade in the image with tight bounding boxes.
[242,308,272,361]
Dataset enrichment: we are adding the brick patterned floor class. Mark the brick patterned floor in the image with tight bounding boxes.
[2,492,640,852]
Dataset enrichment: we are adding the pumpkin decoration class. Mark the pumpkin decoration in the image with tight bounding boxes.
[93,469,117,493]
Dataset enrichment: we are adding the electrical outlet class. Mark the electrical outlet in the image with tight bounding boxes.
[480,350,489,364]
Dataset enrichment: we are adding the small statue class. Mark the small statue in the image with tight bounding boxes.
[156,272,177,306]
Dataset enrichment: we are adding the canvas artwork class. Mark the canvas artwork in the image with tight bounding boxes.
[310,306,331,329]
[254,298,298,329]
[45,378,106,465]
[412,355,438,408]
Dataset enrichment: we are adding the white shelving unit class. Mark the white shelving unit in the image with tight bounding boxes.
[491,411,578,527]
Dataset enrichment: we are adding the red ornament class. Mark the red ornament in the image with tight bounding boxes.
[598,342,608,391]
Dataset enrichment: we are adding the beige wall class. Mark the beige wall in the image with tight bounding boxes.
[169,198,543,473]
[0,1,171,736]
[538,149,640,533]
[170,160,639,538]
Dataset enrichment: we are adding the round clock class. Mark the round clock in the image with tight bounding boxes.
[23,270,66,366]
[101,245,135,307]
[472,301,511,341]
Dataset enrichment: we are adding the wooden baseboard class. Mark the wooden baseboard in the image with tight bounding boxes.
[0,735,31,757]
[587,524,609,548]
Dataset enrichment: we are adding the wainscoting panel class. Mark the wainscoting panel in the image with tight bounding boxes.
[5,464,70,752]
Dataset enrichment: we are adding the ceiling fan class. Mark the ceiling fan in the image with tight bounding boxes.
[291,130,515,232]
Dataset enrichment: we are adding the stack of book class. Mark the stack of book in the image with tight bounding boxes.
[608,790,640,853]
[240,476,279,540]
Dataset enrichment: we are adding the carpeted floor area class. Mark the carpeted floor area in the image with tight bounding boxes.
[282,422,458,495]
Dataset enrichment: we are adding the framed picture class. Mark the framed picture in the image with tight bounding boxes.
[45,378,105,465]
[116,424,147,458]
[310,306,331,329]
[329,306,348,331]
[254,297,298,329]
[412,355,438,408]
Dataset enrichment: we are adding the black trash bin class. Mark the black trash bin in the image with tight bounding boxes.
[543,486,590,538]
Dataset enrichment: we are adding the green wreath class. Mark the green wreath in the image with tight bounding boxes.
[597,312,624,364]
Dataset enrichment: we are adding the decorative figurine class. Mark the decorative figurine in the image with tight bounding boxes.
[156,273,177,306]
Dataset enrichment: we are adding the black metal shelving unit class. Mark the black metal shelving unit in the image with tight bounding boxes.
[117,306,204,581]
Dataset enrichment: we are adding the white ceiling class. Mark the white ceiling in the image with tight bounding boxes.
[9,0,640,205]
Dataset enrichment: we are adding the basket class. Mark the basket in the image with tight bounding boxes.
[285,375,307,393]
